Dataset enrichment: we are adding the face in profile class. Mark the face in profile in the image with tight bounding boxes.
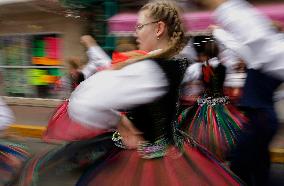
[135,10,158,52]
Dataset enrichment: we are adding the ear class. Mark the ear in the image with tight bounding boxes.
[156,21,166,38]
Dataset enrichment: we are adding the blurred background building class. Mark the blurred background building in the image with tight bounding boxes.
[0,0,283,125]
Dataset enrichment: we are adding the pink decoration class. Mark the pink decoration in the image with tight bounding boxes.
[108,3,284,33]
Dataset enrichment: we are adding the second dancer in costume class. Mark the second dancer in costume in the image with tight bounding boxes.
[179,39,247,160]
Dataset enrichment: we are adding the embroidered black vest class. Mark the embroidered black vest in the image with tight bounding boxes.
[127,58,189,143]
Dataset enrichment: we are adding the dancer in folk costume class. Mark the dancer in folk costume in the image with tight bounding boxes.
[0,97,30,186]
[196,0,284,185]
[179,39,247,160]
[17,1,243,186]
[43,35,147,142]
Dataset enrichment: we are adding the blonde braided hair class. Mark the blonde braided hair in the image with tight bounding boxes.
[113,0,186,70]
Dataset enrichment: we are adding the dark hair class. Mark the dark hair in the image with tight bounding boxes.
[204,40,219,59]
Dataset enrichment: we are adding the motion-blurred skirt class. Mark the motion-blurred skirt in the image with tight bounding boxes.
[19,131,243,186]
[43,100,108,142]
[0,141,30,185]
[179,96,248,160]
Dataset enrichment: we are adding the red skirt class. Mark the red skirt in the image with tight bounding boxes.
[43,100,107,142]
[77,142,243,186]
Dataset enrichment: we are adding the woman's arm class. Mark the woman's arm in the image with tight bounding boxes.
[213,0,284,79]
[80,35,112,79]
[212,28,253,68]
[68,60,168,129]
[182,63,202,84]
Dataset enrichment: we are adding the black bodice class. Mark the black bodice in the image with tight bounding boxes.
[127,58,189,143]
[201,63,226,98]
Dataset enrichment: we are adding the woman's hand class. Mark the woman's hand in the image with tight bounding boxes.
[80,35,97,48]
[117,115,144,149]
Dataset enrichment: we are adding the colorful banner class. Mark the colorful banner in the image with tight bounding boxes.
[27,69,60,86]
